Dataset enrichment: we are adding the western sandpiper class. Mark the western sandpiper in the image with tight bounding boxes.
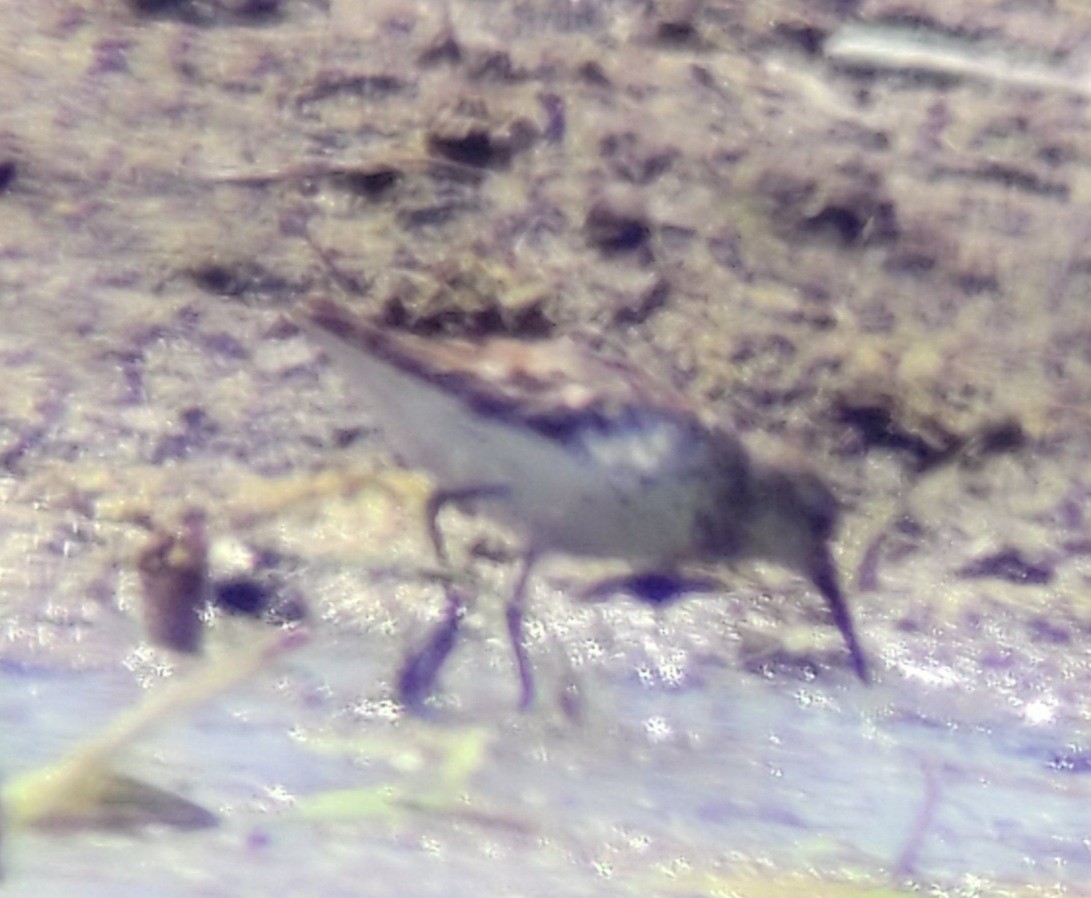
[296,298,868,707]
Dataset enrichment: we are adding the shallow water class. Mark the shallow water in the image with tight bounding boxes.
[7,598,1091,896]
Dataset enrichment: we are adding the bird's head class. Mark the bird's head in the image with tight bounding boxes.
[744,460,869,682]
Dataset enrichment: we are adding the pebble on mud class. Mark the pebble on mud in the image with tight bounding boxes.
[426,98,539,169]
[584,196,652,254]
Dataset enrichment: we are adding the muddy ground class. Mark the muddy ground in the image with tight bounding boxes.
[3,1,1091,896]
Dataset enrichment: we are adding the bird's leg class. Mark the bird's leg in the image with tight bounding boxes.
[396,586,464,709]
[506,547,540,710]
[397,484,508,709]
[810,548,870,683]
[423,485,509,566]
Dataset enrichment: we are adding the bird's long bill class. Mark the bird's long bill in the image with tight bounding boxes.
[811,550,870,683]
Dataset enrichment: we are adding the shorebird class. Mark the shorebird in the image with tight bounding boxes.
[296,298,868,707]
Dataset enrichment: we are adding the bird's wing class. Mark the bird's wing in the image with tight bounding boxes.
[300,297,702,446]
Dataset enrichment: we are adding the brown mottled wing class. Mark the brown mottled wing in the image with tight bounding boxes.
[302,297,699,441]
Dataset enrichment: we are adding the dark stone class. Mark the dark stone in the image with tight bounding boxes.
[585,200,651,253]
[428,128,499,168]
[188,261,290,300]
[837,403,942,468]
[214,578,269,615]
[582,571,720,606]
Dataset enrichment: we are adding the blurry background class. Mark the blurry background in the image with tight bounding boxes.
[3,1,1091,895]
